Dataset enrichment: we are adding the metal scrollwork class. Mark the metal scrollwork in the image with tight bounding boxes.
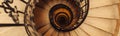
[0,0,39,36]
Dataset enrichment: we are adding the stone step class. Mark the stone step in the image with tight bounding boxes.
[80,23,112,36]
[90,0,119,8]
[84,17,117,34]
[88,4,119,19]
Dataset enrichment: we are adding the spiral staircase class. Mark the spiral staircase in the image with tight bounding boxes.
[0,0,120,36]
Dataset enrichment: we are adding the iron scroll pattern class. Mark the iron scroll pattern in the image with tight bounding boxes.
[0,0,38,36]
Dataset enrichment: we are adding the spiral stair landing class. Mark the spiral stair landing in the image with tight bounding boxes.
[0,0,119,36]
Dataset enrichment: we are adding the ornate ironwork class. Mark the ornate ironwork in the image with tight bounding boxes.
[49,0,89,32]
[34,0,89,32]
[0,0,89,36]
[0,0,39,36]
